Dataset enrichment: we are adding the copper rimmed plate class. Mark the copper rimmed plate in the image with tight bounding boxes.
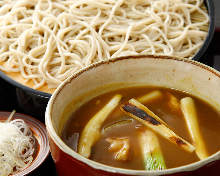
[0,111,50,176]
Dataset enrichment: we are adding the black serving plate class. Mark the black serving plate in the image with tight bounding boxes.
[193,0,215,61]
[0,0,220,175]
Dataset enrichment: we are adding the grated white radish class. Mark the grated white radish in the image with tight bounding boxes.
[0,118,35,176]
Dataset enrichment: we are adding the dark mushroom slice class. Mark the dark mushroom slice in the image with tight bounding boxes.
[102,119,133,133]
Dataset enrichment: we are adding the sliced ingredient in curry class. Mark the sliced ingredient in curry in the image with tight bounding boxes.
[62,87,220,170]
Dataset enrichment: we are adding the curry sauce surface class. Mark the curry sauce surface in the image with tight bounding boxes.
[61,87,220,170]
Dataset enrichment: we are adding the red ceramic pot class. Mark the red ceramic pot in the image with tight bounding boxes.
[45,55,220,176]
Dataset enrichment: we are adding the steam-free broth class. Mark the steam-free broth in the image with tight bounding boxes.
[61,87,220,170]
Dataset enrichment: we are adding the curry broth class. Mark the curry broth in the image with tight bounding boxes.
[61,87,220,170]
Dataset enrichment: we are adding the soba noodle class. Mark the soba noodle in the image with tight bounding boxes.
[0,0,209,91]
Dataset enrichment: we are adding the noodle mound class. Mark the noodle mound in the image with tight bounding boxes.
[0,0,209,91]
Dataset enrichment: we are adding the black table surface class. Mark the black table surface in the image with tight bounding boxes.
[0,0,220,175]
